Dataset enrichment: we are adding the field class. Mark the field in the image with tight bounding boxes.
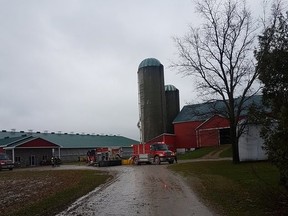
[169,161,288,215]
[0,169,111,216]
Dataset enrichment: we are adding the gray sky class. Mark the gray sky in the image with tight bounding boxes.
[0,0,263,140]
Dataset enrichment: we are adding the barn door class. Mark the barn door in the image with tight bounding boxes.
[219,128,231,145]
[29,155,36,166]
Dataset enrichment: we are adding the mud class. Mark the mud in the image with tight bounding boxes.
[56,164,216,216]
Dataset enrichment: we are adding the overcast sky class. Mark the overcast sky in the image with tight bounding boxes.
[0,0,264,140]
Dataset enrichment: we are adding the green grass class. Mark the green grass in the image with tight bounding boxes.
[169,161,288,215]
[177,147,217,160]
[219,145,232,158]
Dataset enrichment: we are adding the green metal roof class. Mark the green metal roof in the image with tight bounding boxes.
[0,136,31,147]
[138,58,162,69]
[173,95,264,123]
[0,132,139,149]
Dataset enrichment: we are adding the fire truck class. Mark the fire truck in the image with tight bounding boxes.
[132,142,176,165]
[87,147,122,167]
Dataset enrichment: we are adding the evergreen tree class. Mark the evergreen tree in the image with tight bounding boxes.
[255,3,288,188]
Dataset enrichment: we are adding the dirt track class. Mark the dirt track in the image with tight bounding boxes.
[56,164,216,216]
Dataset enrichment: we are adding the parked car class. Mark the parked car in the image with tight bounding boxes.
[0,153,14,171]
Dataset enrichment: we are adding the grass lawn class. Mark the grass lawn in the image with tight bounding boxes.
[169,161,288,216]
[0,169,111,216]
[177,145,232,160]
[177,147,217,160]
[219,145,232,158]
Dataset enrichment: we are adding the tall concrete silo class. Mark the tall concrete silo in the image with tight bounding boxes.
[138,58,167,143]
[165,84,180,134]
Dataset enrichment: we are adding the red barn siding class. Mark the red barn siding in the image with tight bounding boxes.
[18,138,59,148]
[197,115,229,130]
[198,129,219,147]
[196,115,230,147]
[145,134,176,151]
[146,135,164,144]
[174,121,203,149]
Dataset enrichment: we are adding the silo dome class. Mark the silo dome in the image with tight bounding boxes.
[165,84,178,92]
[138,58,162,69]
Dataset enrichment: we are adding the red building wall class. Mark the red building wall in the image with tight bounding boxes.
[197,115,229,130]
[174,121,203,149]
[197,129,219,147]
[145,134,176,151]
[196,115,230,147]
[143,116,230,150]
[19,138,59,148]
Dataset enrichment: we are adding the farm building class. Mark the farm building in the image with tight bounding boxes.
[0,131,138,166]
[145,95,263,153]
[137,58,266,160]
[0,135,61,166]
[238,123,268,162]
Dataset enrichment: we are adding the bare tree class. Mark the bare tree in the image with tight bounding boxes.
[172,0,260,163]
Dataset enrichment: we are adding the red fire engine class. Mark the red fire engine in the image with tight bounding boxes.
[87,147,122,167]
[132,142,176,165]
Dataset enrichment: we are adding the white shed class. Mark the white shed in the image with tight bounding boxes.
[238,124,268,162]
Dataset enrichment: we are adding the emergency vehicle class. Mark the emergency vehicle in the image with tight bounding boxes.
[132,142,176,165]
[87,147,122,167]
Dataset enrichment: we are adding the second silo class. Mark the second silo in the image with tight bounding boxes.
[138,58,167,143]
[165,84,180,134]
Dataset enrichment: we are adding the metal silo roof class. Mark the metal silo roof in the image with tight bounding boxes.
[165,85,178,91]
[138,58,162,69]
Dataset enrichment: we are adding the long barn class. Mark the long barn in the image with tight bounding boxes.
[0,131,138,166]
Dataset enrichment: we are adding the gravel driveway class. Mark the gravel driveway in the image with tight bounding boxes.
[56,164,216,216]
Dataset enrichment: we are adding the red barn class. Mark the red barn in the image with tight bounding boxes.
[144,95,263,153]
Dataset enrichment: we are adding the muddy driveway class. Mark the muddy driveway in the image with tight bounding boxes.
[57,164,215,216]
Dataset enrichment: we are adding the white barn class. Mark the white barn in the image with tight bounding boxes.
[238,124,268,162]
